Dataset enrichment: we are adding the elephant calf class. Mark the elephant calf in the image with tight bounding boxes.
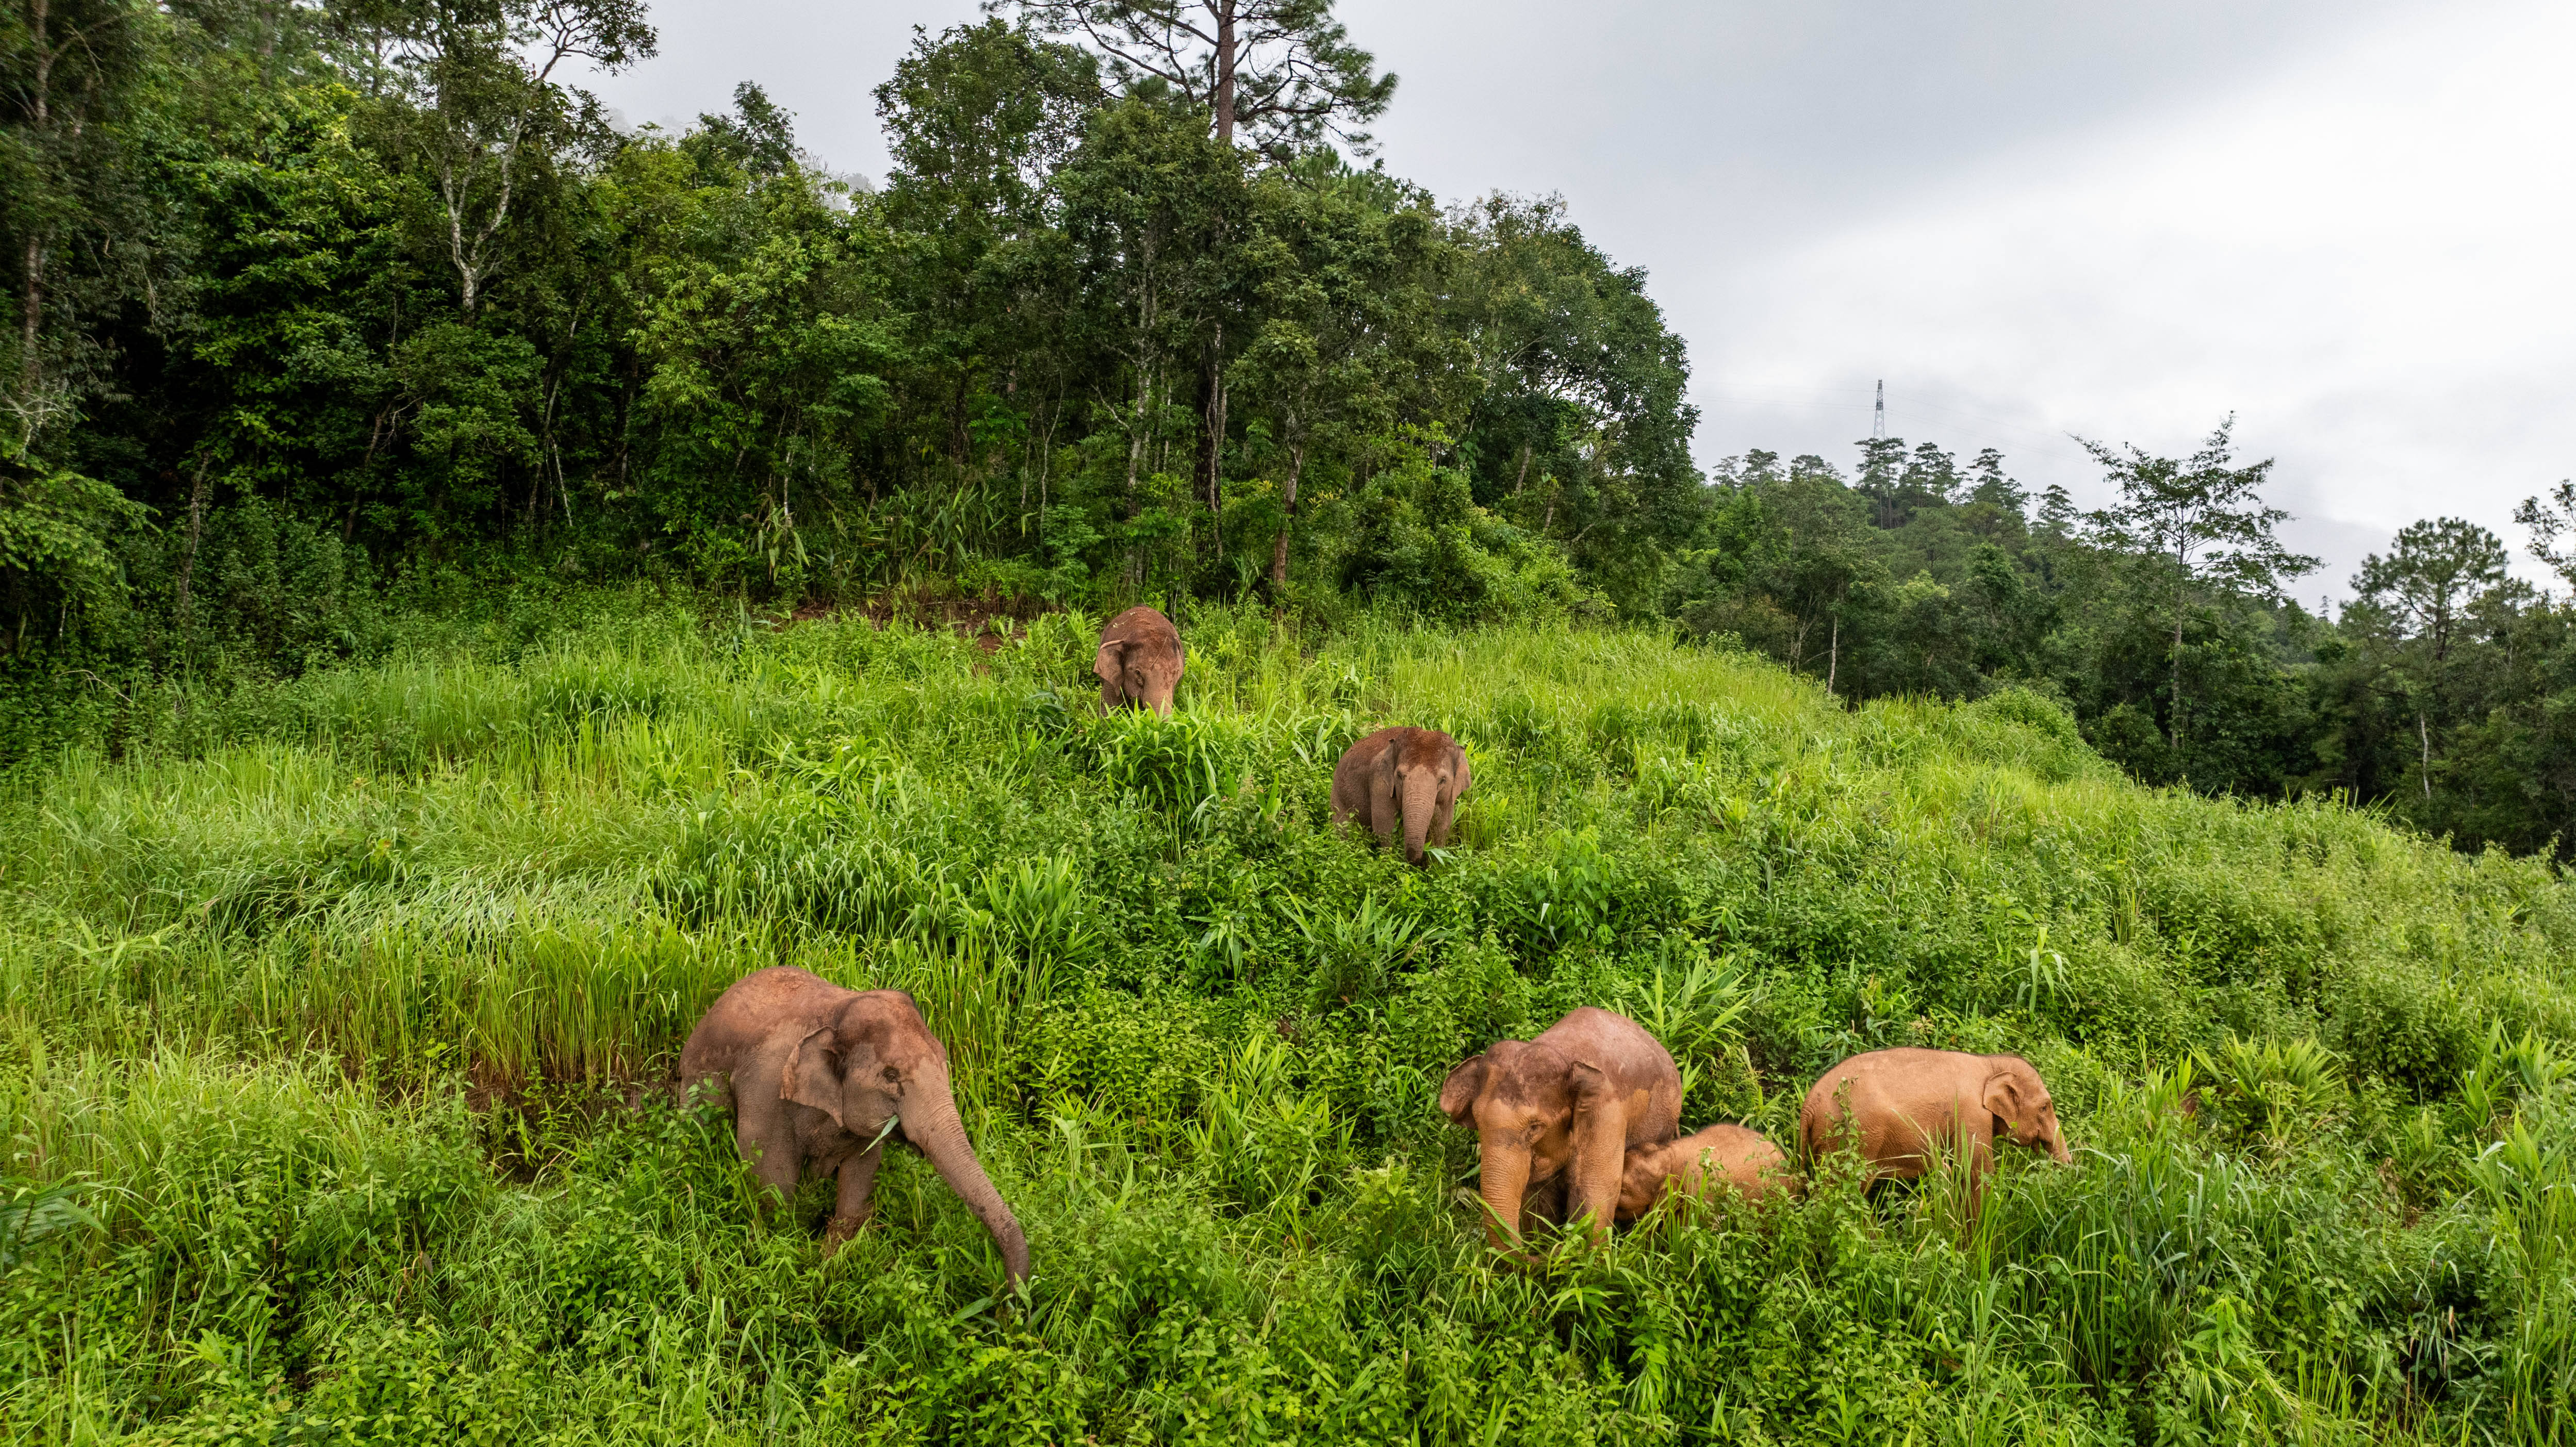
[1332,726,1470,865]
[1800,1048,2071,1201]
[680,966,1029,1287]
[1096,605,1184,715]
[1441,1007,1681,1250]
[1616,1123,1794,1221]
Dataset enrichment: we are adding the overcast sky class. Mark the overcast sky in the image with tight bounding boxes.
[569,0,2576,602]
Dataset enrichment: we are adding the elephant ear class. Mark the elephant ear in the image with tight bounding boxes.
[1982,1068,2031,1130]
[1438,1055,1488,1125]
[1452,744,1472,800]
[782,1026,847,1130]
[1092,638,1126,686]
[1567,1059,1613,1120]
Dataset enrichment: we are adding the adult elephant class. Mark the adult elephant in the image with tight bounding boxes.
[681,966,1029,1287]
[1440,1007,1681,1250]
[1799,1048,2071,1196]
[1095,605,1184,715]
[1331,726,1470,866]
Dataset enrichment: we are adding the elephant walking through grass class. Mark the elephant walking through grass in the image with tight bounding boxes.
[1095,606,1185,715]
[1332,726,1470,865]
[1800,1048,2071,1206]
[681,966,1030,1287]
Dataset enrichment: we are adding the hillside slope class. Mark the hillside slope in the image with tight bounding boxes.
[3,596,2571,1443]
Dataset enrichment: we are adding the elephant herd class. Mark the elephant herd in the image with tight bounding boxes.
[1097,603,1472,864]
[1441,1007,2072,1255]
[675,606,2074,1286]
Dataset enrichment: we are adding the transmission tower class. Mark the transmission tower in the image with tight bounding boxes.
[1872,380,1886,440]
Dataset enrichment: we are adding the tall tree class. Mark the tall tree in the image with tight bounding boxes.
[997,1,1391,570]
[1446,193,1701,612]
[337,0,653,315]
[2513,480,2576,590]
[876,22,1097,486]
[2080,417,2317,760]
[2349,517,2511,801]
[2354,517,2507,677]
[999,0,1392,156]
[1230,157,1455,590]
[2,0,153,433]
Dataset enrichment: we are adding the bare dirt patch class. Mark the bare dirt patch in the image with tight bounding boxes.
[783,586,1061,652]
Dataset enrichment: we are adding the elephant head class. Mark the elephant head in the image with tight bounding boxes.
[1095,606,1184,716]
[782,998,1031,1286]
[1380,729,1468,865]
[1439,1039,1609,1251]
[1984,1059,2072,1164]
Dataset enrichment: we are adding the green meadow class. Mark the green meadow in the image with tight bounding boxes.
[3,593,2570,1444]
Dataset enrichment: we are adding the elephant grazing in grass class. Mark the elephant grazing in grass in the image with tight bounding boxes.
[681,966,1029,1287]
[1332,726,1470,865]
[1617,1123,1794,1221]
[1800,1048,2071,1201]
[1095,605,1185,715]
[1441,1007,1681,1251]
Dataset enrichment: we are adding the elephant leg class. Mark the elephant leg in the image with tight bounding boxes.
[1571,1144,1625,1244]
[733,1087,803,1208]
[825,1142,885,1253]
[1369,786,1398,847]
[1962,1121,1996,1218]
[1523,1174,1568,1228]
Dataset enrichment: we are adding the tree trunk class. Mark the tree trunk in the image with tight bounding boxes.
[20,234,42,396]
[176,458,209,634]
[19,0,46,391]
[1826,612,1839,697]
[2170,611,2186,752]
[1267,435,1304,591]
[1212,0,1237,144]
[1206,326,1225,519]
[2420,711,2432,802]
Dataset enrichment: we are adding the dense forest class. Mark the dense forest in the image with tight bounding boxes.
[6,0,2576,856]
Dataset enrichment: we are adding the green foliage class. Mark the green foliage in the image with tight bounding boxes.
[3,602,2572,1442]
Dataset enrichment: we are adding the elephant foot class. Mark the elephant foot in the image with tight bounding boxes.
[823,1211,872,1254]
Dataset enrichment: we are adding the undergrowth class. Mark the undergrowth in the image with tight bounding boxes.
[1,593,2570,1443]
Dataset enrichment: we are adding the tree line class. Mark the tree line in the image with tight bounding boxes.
[5,0,2573,856]
[1,0,1689,648]
[1675,422,2576,858]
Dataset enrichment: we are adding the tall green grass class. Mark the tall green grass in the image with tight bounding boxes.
[2,597,2571,1442]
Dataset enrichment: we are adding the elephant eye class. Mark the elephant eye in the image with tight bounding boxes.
[881,1066,901,1084]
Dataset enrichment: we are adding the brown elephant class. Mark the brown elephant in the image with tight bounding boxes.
[1095,606,1184,715]
[1331,726,1470,865]
[1799,1048,2071,1197]
[680,966,1029,1287]
[1616,1123,1794,1221]
[1440,1007,1681,1250]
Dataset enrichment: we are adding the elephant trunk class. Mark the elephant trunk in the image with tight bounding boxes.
[1401,769,1437,863]
[1476,1136,1532,1253]
[902,1084,1030,1288]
